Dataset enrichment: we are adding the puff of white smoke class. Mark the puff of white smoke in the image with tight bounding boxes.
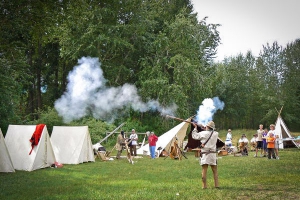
[195,97,225,126]
[54,57,177,123]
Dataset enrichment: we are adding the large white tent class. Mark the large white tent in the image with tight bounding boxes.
[51,126,95,164]
[0,129,15,172]
[5,125,56,171]
[137,119,191,156]
[275,116,300,149]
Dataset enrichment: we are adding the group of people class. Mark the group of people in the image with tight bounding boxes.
[115,129,158,159]
[249,124,279,159]
[112,121,280,190]
[226,124,280,159]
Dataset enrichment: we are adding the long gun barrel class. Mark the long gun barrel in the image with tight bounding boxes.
[165,115,204,128]
[165,115,193,124]
[99,122,126,144]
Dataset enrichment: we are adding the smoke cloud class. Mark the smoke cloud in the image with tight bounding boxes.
[195,97,225,126]
[54,57,177,123]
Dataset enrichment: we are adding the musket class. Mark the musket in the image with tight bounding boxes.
[99,122,126,144]
[165,115,204,128]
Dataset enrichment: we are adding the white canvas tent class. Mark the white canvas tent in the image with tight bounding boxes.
[5,125,56,171]
[137,119,191,156]
[275,116,300,149]
[0,129,15,172]
[51,126,95,164]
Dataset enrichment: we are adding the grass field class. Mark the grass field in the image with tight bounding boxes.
[1,130,300,200]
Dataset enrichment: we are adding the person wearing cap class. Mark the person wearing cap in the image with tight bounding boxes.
[192,121,219,189]
[116,131,125,159]
[129,129,138,156]
[148,131,158,159]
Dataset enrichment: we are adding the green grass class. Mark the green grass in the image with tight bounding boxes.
[1,149,300,200]
[1,129,300,200]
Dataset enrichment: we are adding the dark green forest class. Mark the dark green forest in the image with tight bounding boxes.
[1,0,300,141]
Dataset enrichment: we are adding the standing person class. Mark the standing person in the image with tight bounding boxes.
[254,124,264,157]
[129,129,138,156]
[116,131,125,159]
[262,128,268,157]
[225,129,232,151]
[146,131,151,155]
[269,124,280,159]
[192,121,219,189]
[266,132,276,159]
[148,131,158,159]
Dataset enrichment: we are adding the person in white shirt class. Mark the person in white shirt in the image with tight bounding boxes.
[225,129,232,149]
[238,134,249,155]
[192,121,219,189]
[254,124,264,157]
[268,124,279,159]
[250,134,257,151]
[129,129,138,156]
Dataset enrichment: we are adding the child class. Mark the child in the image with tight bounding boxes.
[262,128,268,157]
[266,132,276,159]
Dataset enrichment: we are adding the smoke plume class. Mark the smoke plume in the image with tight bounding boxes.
[54,57,177,123]
[195,97,225,126]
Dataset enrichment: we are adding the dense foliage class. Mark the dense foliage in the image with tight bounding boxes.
[1,0,299,139]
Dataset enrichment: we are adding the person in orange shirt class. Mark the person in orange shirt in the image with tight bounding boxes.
[266,132,276,159]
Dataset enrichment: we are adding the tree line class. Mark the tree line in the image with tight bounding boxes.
[1,0,299,137]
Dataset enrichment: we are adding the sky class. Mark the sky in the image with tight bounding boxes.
[191,0,300,61]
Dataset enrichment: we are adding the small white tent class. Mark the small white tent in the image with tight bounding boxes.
[5,125,56,171]
[0,129,15,172]
[51,126,95,164]
[137,119,191,156]
[275,116,300,149]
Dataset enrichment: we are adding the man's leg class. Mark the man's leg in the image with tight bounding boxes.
[133,145,137,156]
[201,164,208,189]
[211,165,219,188]
[130,146,133,156]
[116,150,121,159]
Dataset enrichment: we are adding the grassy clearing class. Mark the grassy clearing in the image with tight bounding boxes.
[1,129,300,200]
[1,149,300,200]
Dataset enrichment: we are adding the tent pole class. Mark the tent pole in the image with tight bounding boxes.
[99,123,126,144]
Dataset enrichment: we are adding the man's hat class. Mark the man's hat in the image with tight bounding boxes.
[206,121,215,129]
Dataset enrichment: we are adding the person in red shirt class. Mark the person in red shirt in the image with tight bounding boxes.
[148,132,158,159]
[266,132,276,159]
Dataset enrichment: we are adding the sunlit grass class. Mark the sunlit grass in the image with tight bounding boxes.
[1,129,300,200]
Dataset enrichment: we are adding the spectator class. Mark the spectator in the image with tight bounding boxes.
[266,132,276,159]
[148,131,158,159]
[225,129,232,151]
[254,124,264,157]
[262,128,268,157]
[129,129,138,156]
[269,124,280,159]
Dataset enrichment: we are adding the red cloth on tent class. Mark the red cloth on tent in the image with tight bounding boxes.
[29,124,46,155]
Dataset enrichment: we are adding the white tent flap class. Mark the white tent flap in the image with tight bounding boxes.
[5,125,56,171]
[275,116,299,149]
[51,126,95,164]
[137,119,190,156]
[0,129,15,172]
